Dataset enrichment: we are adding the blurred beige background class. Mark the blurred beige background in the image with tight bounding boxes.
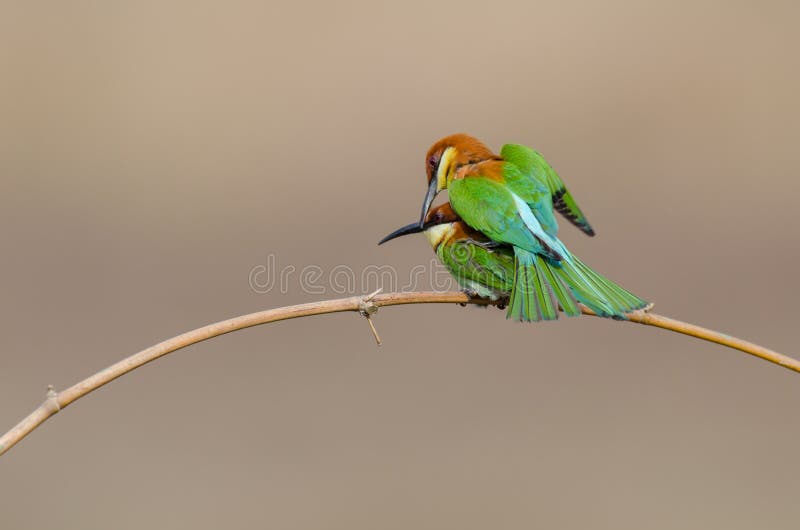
[2,1,799,528]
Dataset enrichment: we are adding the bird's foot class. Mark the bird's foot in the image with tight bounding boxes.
[459,288,483,307]
[495,296,510,311]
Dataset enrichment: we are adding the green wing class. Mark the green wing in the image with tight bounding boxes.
[448,177,562,261]
[501,143,595,236]
[437,240,514,292]
[500,161,559,237]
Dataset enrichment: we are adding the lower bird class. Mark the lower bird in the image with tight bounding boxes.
[380,203,649,321]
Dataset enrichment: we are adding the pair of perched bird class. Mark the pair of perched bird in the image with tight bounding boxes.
[379,133,649,322]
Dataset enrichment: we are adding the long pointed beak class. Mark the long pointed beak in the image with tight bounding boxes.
[419,178,439,228]
[378,222,425,245]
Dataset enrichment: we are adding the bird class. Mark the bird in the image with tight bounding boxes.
[380,202,646,320]
[414,133,649,321]
[380,202,577,315]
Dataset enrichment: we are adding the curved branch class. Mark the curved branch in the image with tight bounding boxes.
[1,291,796,456]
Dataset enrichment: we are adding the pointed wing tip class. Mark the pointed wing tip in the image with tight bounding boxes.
[572,218,595,237]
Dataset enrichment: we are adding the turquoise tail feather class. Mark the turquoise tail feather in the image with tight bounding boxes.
[549,243,649,319]
[507,249,581,322]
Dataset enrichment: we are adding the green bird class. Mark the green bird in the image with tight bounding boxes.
[380,203,515,302]
[380,202,643,320]
[380,202,569,311]
[414,133,649,322]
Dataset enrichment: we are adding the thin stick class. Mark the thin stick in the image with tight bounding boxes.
[624,310,799,372]
[1,291,796,457]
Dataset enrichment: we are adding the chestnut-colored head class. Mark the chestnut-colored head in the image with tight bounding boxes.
[424,133,497,187]
[420,134,497,227]
[423,202,460,226]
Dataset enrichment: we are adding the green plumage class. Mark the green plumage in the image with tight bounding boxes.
[398,134,648,322]
[425,220,646,322]
[445,152,646,321]
[431,226,584,321]
[436,237,513,298]
[500,144,595,236]
[449,177,561,260]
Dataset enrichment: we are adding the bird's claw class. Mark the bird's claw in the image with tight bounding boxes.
[459,288,482,306]
[495,296,509,310]
[461,288,481,299]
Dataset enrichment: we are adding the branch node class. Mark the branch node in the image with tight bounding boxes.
[45,385,60,413]
[359,288,383,345]
[358,288,381,317]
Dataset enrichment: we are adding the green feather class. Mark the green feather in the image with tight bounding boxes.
[532,255,557,320]
[537,258,581,317]
[553,252,649,318]
[507,249,560,321]
[501,143,595,236]
[437,239,514,294]
[449,177,561,260]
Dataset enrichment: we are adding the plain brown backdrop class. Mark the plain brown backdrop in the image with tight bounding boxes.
[2,1,799,528]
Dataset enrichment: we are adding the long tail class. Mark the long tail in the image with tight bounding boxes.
[507,249,581,322]
[550,243,650,319]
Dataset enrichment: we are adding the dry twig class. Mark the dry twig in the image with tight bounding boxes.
[1,291,796,457]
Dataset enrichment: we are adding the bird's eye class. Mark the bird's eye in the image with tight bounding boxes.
[428,157,437,169]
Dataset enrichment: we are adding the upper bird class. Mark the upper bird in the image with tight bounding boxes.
[420,133,595,238]
[416,133,648,321]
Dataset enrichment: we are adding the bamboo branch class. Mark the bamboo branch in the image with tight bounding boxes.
[1,290,796,457]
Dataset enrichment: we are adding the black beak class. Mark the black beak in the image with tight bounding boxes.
[419,178,439,228]
[378,222,425,245]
